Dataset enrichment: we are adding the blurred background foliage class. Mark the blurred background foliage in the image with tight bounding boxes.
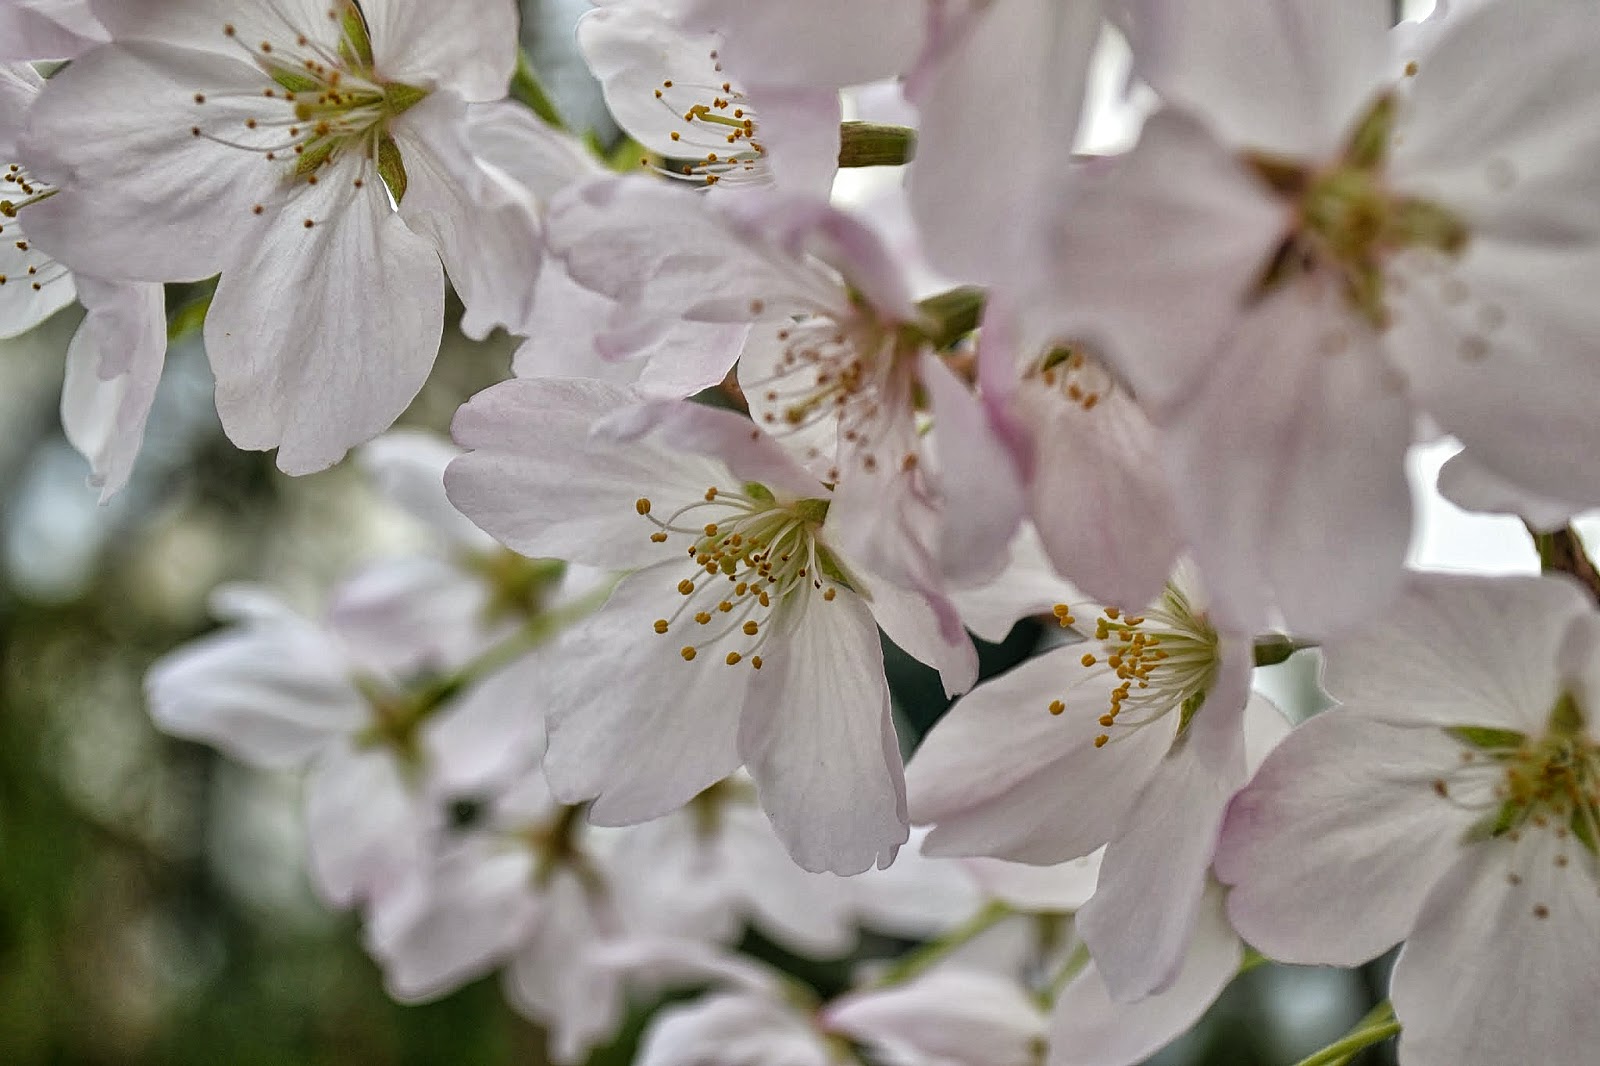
[0,2,1394,1063]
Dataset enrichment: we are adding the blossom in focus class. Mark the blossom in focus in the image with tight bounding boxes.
[577,0,841,195]
[1021,0,1600,635]
[446,376,984,874]
[547,175,1024,639]
[910,568,1283,999]
[0,61,167,500]
[1217,572,1600,1066]
[20,0,537,473]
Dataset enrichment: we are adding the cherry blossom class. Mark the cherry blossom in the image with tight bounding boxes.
[20,0,536,473]
[1,61,167,499]
[1217,572,1600,1066]
[446,376,982,874]
[909,567,1283,999]
[577,0,841,194]
[546,175,1024,638]
[1024,0,1600,635]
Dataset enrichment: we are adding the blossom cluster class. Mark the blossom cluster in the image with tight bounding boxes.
[5,0,1600,1063]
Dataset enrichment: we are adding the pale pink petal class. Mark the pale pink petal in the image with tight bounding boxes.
[446,378,726,570]
[547,175,845,322]
[0,0,104,60]
[1320,572,1589,734]
[675,0,923,89]
[305,741,431,908]
[365,838,541,1002]
[949,525,1084,646]
[422,651,551,795]
[361,0,519,102]
[908,645,1171,864]
[541,565,747,823]
[145,595,366,769]
[1075,658,1252,999]
[1215,708,1478,967]
[1391,0,1600,248]
[504,867,623,1064]
[826,969,1046,1066]
[1050,884,1242,1066]
[739,590,908,875]
[907,0,1102,286]
[1391,837,1600,1066]
[597,396,824,500]
[638,991,833,1066]
[58,276,167,500]
[1436,451,1583,533]
[922,350,1027,587]
[1011,373,1180,612]
[964,852,1103,914]
[1021,111,1284,414]
[356,430,498,550]
[1388,241,1600,506]
[393,91,543,340]
[0,220,74,339]
[89,0,332,55]
[739,86,841,197]
[1162,286,1412,637]
[205,155,443,474]
[465,99,604,203]
[20,41,290,281]
[1118,0,1391,156]
[863,569,979,698]
[851,828,986,937]
[0,61,43,151]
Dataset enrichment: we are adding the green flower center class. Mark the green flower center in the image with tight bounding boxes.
[199,1,429,205]
[1447,694,1600,859]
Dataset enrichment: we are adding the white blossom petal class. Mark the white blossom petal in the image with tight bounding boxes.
[1391,838,1600,1066]
[205,154,443,474]
[740,590,908,875]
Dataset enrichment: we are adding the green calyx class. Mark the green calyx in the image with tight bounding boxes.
[1244,93,1468,329]
[1454,693,1600,855]
[837,121,917,168]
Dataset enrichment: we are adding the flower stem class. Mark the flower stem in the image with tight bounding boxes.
[511,49,565,131]
[837,121,917,168]
[1252,634,1317,668]
[871,900,1012,987]
[1291,1001,1400,1066]
[1529,524,1600,601]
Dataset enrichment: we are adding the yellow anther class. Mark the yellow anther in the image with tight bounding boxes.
[743,621,760,636]
[1081,653,1096,667]
[704,487,719,501]
[1049,700,1065,716]
[726,652,742,666]
[650,532,669,543]
[1094,735,1110,748]
[718,601,734,613]
[653,619,669,634]
[1104,607,1121,620]
[677,579,696,595]
[681,646,697,661]
[751,656,763,670]
[704,523,719,536]
[695,611,712,625]
[1099,714,1116,727]
[823,588,837,601]
[636,498,652,515]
